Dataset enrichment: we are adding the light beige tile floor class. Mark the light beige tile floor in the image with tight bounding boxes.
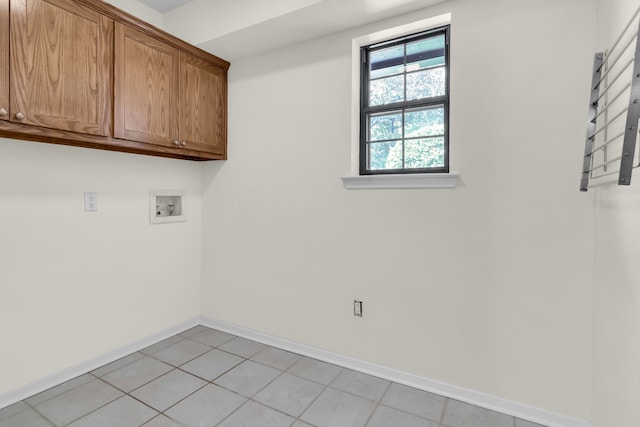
[0,326,547,427]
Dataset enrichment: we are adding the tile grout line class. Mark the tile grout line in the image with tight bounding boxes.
[439,397,449,427]
[362,380,393,426]
[226,354,335,424]
[154,361,242,417]
[156,342,297,426]
[91,353,146,377]
[52,376,127,427]
[242,349,441,425]
[212,397,252,427]
[142,337,213,367]
[100,355,217,423]
[23,373,98,408]
[23,398,56,427]
[211,361,291,426]
[0,402,29,423]
[6,326,548,427]
[23,375,122,427]
[57,330,395,426]
[250,374,319,423]
[127,331,259,424]
[293,382,330,426]
[123,366,208,419]
[10,329,304,425]
[284,363,346,427]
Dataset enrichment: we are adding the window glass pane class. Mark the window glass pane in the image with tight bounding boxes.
[371,64,404,79]
[406,56,444,72]
[369,112,402,141]
[370,45,404,79]
[369,141,403,170]
[369,75,404,106]
[405,106,444,138]
[406,35,445,72]
[406,67,445,100]
[361,27,449,174]
[405,137,445,168]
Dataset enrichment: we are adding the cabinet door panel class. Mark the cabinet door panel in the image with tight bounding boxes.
[10,0,112,135]
[0,0,8,121]
[179,52,226,155]
[114,23,178,147]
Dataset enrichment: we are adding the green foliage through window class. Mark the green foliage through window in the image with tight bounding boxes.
[361,27,449,174]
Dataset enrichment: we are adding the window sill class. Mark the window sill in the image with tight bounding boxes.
[341,173,459,189]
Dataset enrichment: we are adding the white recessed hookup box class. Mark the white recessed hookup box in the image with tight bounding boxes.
[150,190,186,224]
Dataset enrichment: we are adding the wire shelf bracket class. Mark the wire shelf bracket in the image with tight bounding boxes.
[618,35,640,185]
[581,52,604,192]
[580,15,640,191]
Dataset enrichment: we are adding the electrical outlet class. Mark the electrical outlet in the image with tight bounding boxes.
[84,192,97,212]
[354,300,363,317]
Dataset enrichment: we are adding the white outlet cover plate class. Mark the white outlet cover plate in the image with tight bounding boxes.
[84,192,97,212]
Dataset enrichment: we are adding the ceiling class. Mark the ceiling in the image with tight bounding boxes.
[136,0,193,13]
[140,0,450,60]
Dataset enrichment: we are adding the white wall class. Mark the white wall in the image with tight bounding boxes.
[0,0,607,423]
[0,139,203,396]
[0,0,201,400]
[163,0,323,45]
[201,0,595,421]
[593,1,640,426]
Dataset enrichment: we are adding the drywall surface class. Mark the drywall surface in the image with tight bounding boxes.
[0,138,202,396]
[201,0,595,421]
[592,0,640,425]
[163,0,323,45]
[0,0,201,400]
[164,0,448,61]
[103,0,164,28]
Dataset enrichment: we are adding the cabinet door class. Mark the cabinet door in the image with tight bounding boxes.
[9,0,112,135]
[0,0,8,121]
[179,52,227,155]
[114,23,179,147]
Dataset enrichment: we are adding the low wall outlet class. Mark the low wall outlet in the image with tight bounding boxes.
[84,192,97,212]
[354,300,363,317]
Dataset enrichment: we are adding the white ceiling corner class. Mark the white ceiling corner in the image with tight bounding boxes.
[141,0,450,60]
[136,0,194,13]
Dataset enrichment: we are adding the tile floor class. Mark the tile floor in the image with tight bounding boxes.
[0,326,547,427]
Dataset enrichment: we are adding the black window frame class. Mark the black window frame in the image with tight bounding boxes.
[360,26,450,175]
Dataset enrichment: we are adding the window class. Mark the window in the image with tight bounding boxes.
[360,26,449,175]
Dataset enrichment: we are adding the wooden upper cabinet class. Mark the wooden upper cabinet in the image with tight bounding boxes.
[0,0,8,121]
[114,24,227,156]
[114,23,179,147]
[179,52,227,156]
[0,0,229,160]
[9,0,112,135]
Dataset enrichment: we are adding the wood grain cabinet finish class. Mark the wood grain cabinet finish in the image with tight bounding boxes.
[0,0,229,161]
[114,23,178,147]
[179,52,227,156]
[114,24,227,157]
[10,0,112,136]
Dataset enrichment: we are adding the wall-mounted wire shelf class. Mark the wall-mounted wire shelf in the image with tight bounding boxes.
[581,6,640,191]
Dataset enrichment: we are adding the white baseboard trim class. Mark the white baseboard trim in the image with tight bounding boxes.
[0,317,200,410]
[200,316,591,427]
[0,316,592,427]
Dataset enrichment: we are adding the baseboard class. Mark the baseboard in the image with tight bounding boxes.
[0,317,200,410]
[0,316,592,427]
[200,316,592,427]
